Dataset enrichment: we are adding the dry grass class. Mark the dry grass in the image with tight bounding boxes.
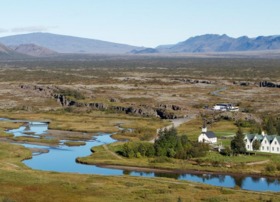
[0,58,280,201]
[0,142,279,202]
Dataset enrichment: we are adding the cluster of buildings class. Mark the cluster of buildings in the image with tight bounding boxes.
[244,133,280,154]
[198,124,280,154]
[196,103,280,154]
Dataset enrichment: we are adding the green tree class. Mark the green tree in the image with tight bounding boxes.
[154,127,177,156]
[231,127,246,155]
[276,119,280,136]
[249,122,262,134]
[265,116,277,135]
[252,140,261,151]
[121,142,155,158]
[186,142,209,158]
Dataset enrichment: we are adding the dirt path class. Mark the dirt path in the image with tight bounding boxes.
[102,144,123,160]
[211,86,227,96]
[150,114,197,143]
[246,160,270,166]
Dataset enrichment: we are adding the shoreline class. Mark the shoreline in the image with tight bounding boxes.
[77,160,280,179]
[3,117,280,183]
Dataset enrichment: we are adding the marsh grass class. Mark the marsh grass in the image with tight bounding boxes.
[0,111,167,136]
[64,141,86,147]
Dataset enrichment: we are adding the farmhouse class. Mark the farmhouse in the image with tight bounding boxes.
[198,124,217,144]
[244,133,280,154]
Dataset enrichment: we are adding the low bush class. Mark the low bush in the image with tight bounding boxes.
[265,164,276,172]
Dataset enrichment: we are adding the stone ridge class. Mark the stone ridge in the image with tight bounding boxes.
[19,84,183,119]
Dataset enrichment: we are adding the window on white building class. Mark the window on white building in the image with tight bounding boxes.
[267,146,269,151]
[272,147,274,151]
[262,146,264,150]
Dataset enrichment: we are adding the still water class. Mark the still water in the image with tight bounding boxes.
[5,120,280,192]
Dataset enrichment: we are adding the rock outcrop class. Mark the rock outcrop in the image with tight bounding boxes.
[173,78,212,84]
[19,84,183,119]
[260,81,280,88]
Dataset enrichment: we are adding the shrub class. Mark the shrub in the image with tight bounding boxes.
[121,142,155,158]
[220,146,232,156]
[55,88,85,100]
[265,164,276,172]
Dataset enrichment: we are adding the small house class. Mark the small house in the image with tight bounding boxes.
[198,123,217,144]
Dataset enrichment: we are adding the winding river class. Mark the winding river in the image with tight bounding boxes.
[4,120,280,192]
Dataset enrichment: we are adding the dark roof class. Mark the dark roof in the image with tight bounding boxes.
[205,131,216,138]
[245,134,280,144]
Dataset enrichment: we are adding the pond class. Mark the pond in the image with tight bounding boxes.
[4,120,280,192]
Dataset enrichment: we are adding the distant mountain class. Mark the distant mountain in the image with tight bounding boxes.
[0,33,144,54]
[130,48,159,54]
[157,34,280,53]
[9,44,57,57]
[1,33,280,56]
[0,43,30,59]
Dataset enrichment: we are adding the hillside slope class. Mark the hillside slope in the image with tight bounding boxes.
[0,33,144,54]
[157,34,280,53]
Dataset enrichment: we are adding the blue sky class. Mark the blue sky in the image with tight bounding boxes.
[0,0,279,47]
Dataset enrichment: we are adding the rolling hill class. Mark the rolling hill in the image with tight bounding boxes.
[0,33,144,54]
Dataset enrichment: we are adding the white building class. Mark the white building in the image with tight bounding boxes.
[244,133,280,154]
[198,124,217,144]
[213,103,239,112]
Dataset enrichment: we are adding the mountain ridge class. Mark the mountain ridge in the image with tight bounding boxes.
[0,33,280,55]
[156,34,280,53]
[0,43,33,59]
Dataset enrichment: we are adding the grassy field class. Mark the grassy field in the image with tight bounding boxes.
[0,57,280,201]
[1,142,280,202]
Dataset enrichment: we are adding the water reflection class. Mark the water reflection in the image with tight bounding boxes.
[2,119,280,192]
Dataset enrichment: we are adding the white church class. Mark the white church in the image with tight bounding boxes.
[198,123,217,144]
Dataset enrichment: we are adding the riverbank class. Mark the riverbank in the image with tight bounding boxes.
[1,141,280,202]
[2,115,280,199]
[94,164,280,180]
[77,142,280,179]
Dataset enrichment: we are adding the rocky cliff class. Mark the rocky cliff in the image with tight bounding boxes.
[20,84,182,119]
